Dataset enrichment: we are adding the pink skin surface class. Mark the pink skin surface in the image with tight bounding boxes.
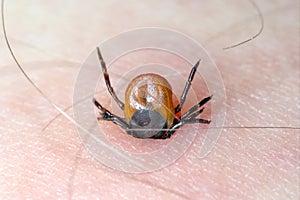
[0,0,299,199]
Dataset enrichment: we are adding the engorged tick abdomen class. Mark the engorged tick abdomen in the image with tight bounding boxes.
[124,73,175,129]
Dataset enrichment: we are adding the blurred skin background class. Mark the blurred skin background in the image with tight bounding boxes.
[0,0,299,199]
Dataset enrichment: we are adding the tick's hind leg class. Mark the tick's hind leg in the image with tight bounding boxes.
[93,98,129,130]
[96,47,125,110]
[161,118,211,139]
[162,95,212,139]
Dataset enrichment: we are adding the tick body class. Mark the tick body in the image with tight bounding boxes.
[124,73,174,138]
[93,47,211,139]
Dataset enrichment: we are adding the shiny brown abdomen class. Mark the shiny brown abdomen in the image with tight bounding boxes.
[124,73,174,128]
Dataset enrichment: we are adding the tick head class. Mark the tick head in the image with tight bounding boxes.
[128,109,167,138]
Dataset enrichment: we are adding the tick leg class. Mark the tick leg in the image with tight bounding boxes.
[160,95,211,139]
[175,60,201,114]
[161,118,211,139]
[93,98,129,130]
[181,95,212,120]
[96,47,125,110]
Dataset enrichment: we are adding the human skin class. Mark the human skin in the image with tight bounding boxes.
[0,0,299,199]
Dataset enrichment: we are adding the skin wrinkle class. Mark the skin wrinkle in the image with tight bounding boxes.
[126,175,191,200]
[1,0,299,200]
[214,133,280,198]
[70,155,187,199]
[219,47,298,126]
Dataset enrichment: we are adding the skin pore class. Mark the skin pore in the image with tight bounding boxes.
[0,0,299,199]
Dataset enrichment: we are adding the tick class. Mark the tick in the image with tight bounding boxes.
[93,47,212,139]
